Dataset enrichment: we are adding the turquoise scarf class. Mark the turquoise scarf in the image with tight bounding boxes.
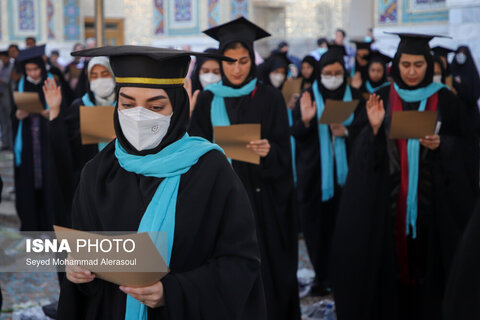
[312,81,354,201]
[365,81,390,93]
[287,109,297,185]
[81,93,115,151]
[116,133,223,320]
[393,82,445,238]
[206,79,257,127]
[13,73,53,167]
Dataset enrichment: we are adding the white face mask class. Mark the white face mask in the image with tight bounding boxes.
[90,77,116,98]
[321,75,344,91]
[456,53,467,65]
[199,73,221,89]
[27,76,42,85]
[118,106,172,151]
[269,73,285,88]
[433,75,442,83]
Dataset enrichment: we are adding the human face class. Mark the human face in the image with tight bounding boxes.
[199,60,220,75]
[356,49,370,67]
[398,53,427,87]
[26,39,36,48]
[321,62,344,77]
[222,45,252,86]
[118,87,173,116]
[8,47,18,59]
[433,62,442,77]
[368,62,384,83]
[89,64,113,81]
[301,62,314,79]
[335,31,344,45]
[25,63,42,81]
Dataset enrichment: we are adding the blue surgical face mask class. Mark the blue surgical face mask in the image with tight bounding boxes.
[364,36,373,43]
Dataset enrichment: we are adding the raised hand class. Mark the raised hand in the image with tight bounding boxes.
[300,91,316,127]
[366,93,385,136]
[42,78,62,121]
[351,71,363,89]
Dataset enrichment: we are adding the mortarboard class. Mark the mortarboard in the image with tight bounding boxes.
[203,17,270,52]
[71,45,234,88]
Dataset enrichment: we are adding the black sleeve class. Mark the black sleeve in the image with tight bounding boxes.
[188,91,214,141]
[158,153,265,319]
[332,125,397,320]
[260,88,293,180]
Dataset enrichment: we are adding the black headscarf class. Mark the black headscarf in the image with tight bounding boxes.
[367,56,389,88]
[219,41,257,89]
[451,46,480,106]
[190,48,219,92]
[257,51,290,88]
[300,55,318,89]
[390,43,434,90]
[316,48,348,100]
[22,57,48,81]
[114,86,190,156]
[433,55,447,84]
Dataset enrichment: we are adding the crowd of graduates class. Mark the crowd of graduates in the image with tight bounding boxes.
[0,16,479,320]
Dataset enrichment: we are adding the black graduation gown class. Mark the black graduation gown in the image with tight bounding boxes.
[12,79,55,231]
[290,85,366,289]
[443,197,480,320]
[188,82,300,320]
[57,147,267,320]
[331,85,474,320]
[47,92,100,227]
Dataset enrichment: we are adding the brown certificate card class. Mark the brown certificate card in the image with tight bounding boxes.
[54,225,169,288]
[213,124,261,165]
[80,106,115,145]
[281,78,303,103]
[389,111,438,140]
[13,92,44,114]
[319,99,360,124]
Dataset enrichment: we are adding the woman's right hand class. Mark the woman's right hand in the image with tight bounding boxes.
[16,109,30,120]
[366,93,385,136]
[65,255,95,284]
[42,78,62,121]
[300,91,316,127]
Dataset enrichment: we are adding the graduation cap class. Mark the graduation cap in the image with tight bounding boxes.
[352,40,371,51]
[0,51,9,57]
[17,44,46,62]
[385,32,451,55]
[71,45,235,88]
[327,44,347,57]
[203,17,270,52]
[369,50,392,65]
[431,46,455,58]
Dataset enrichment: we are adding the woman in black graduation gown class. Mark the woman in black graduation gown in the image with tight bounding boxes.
[12,45,55,231]
[350,41,372,91]
[363,51,391,95]
[300,55,318,90]
[188,17,300,320]
[331,33,474,320]
[43,56,117,227]
[291,47,366,296]
[56,46,266,320]
[257,51,289,90]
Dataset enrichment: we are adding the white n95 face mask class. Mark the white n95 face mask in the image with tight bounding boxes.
[90,78,116,98]
[199,73,221,88]
[433,75,442,83]
[321,75,344,91]
[118,106,172,151]
[269,73,286,88]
